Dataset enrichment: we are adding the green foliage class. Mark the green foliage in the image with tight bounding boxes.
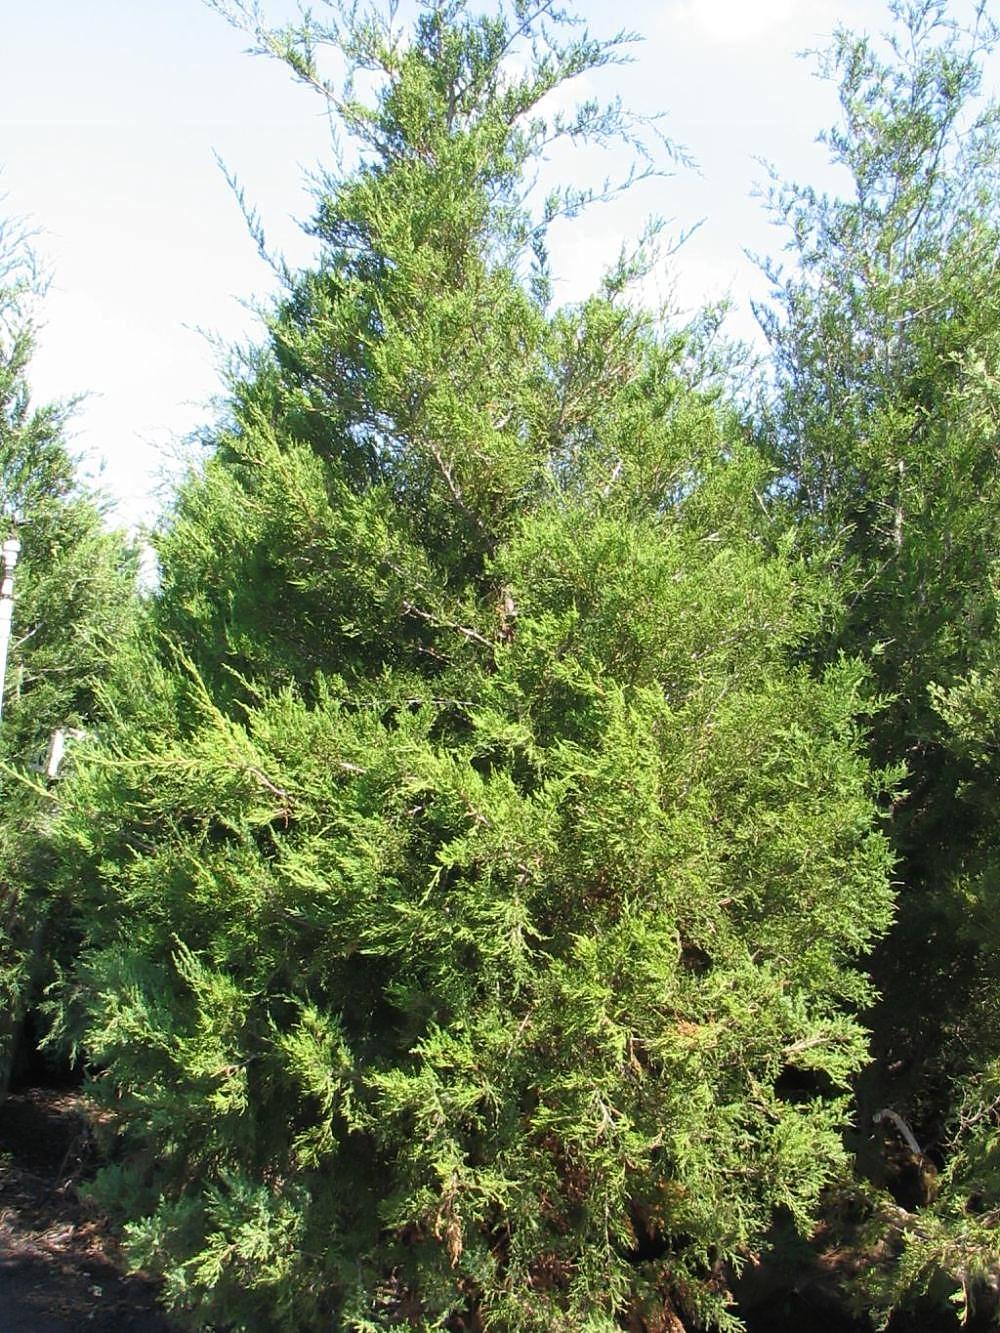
[58,551,892,1329]
[0,217,137,1094]
[759,0,1000,1316]
[49,2,895,1328]
[761,0,1000,703]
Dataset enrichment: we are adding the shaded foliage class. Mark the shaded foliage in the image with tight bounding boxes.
[759,0,1000,1319]
[0,218,137,1096]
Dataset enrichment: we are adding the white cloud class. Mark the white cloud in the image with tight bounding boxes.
[665,0,801,47]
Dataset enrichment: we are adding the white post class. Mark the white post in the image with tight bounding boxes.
[0,534,22,726]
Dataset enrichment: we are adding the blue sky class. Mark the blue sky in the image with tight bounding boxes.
[0,0,926,526]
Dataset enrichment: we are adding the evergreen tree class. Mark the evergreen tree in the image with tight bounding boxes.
[0,217,138,1095]
[51,4,894,1328]
[758,0,1000,1316]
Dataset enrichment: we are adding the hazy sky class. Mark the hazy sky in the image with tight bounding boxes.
[0,0,923,526]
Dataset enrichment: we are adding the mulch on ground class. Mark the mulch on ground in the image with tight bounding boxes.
[0,1087,177,1332]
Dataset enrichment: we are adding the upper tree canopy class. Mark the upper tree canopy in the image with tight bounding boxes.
[161,0,687,698]
[0,223,134,758]
[49,5,894,1330]
[761,0,1000,723]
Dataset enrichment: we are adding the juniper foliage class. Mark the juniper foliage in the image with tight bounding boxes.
[51,4,894,1328]
[759,0,1000,1317]
[0,219,137,1096]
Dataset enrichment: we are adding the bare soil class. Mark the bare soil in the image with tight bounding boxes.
[0,1087,177,1332]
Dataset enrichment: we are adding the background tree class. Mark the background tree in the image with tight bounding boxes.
[48,3,894,1329]
[758,0,1000,1316]
[0,214,138,1097]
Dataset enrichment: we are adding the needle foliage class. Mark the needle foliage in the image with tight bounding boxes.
[47,4,895,1328]
[759,1,1000,1319]
[0,220,136,1096]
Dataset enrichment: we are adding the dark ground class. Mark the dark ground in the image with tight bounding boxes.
[0,1087,176,1331]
